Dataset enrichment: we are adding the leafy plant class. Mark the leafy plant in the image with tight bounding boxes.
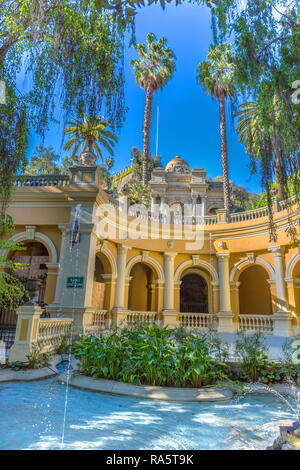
[10,361,27,371]
[63,114,118,161]
[56,334,70,355]
[73,323,229,387]
[234,331,268,382]
[26,343,52,369]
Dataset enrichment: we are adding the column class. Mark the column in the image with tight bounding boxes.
[217,253,234,332]
[113,244,130,310]
[44,263,59,304]
[162,252,177,327]
[52,226,68,308]
[56,221,97,331]
[268,246,293,336]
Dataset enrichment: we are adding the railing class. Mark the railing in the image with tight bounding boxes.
[229,206,269,223]
[238,314,274,333]
[178,313,215,330]
[15,175,70,187]
[84,309,108,333]
[126,311,157,325]
[36,318,73,353]
[278,194,299,211]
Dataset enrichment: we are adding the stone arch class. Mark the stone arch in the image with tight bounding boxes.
[125,254,164,282]
[230,257,275,283]
[93,245,117,310]
[96,244,117,278]
[1,231,58,263]
[174,259,219,284]
[286,251,300,279]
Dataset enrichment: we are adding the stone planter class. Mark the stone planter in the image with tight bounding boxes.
[79,150,97,166]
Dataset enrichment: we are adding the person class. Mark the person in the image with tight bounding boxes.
[40,303,50,318]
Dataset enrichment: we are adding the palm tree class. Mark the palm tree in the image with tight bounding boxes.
[63,114,118,165]
[197,44,235,212]
[234,101,284,201]
[131,33,176,185]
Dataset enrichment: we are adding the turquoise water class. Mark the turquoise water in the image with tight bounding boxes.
[0,371,295,450]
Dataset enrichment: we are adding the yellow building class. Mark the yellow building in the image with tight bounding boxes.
[2,159,300,343]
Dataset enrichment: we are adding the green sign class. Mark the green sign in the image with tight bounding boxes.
[66,276,84,288]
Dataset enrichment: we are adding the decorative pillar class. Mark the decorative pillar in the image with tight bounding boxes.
[111,244,130,326]
[268,246,293,336]
[8,305,42,363]
[153,280,165,318]
[113,244,129,309]
[52,225,69,308]
[44,263,59,304]
[216,253,234,332]
[174,280,182,312]
[162,252,177,327]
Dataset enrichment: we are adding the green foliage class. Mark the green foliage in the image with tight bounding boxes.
[74,323,229,387]
[0,221,28,309]
[233,330,299,384]
[26,343,52,369]
[56,334,70,355]
[234,331,268,382]
[230,182,260,212]
[212,0,299,228]
[127,182,150,206]
[197,43,235,100]
[10,361,27,371]
[0,0,126,231]
[131,32,176,93]
[131,147,162,182]
[25,145,62,175]
[90,0,215,27]
[63,113,118,162]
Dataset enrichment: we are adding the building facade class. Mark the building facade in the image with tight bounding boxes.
[1,159,300,341]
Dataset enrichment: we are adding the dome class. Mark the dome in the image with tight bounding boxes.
[165,156,190,174]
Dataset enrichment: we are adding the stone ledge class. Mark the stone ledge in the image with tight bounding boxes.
[58,373,234,402]
[0,355,61,383]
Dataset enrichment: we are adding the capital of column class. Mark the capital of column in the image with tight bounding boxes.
[164,252,178,258]
[268,245,284,256]
[216,252,230,259]
[45,262,59,275]
[117,243,131,254]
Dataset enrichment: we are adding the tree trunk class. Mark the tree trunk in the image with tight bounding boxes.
[219,95,231,212]
[142,83,153,186]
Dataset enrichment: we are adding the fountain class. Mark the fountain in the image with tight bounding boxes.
[61,203,82,447]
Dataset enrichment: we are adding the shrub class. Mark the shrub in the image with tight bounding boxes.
[234,331,299,384]
[234,331,269,382]
[73,324,229,387]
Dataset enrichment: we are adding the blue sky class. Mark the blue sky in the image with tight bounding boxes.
[26,3,262,193]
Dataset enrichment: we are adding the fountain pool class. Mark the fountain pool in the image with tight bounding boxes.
[0,368,296,450]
